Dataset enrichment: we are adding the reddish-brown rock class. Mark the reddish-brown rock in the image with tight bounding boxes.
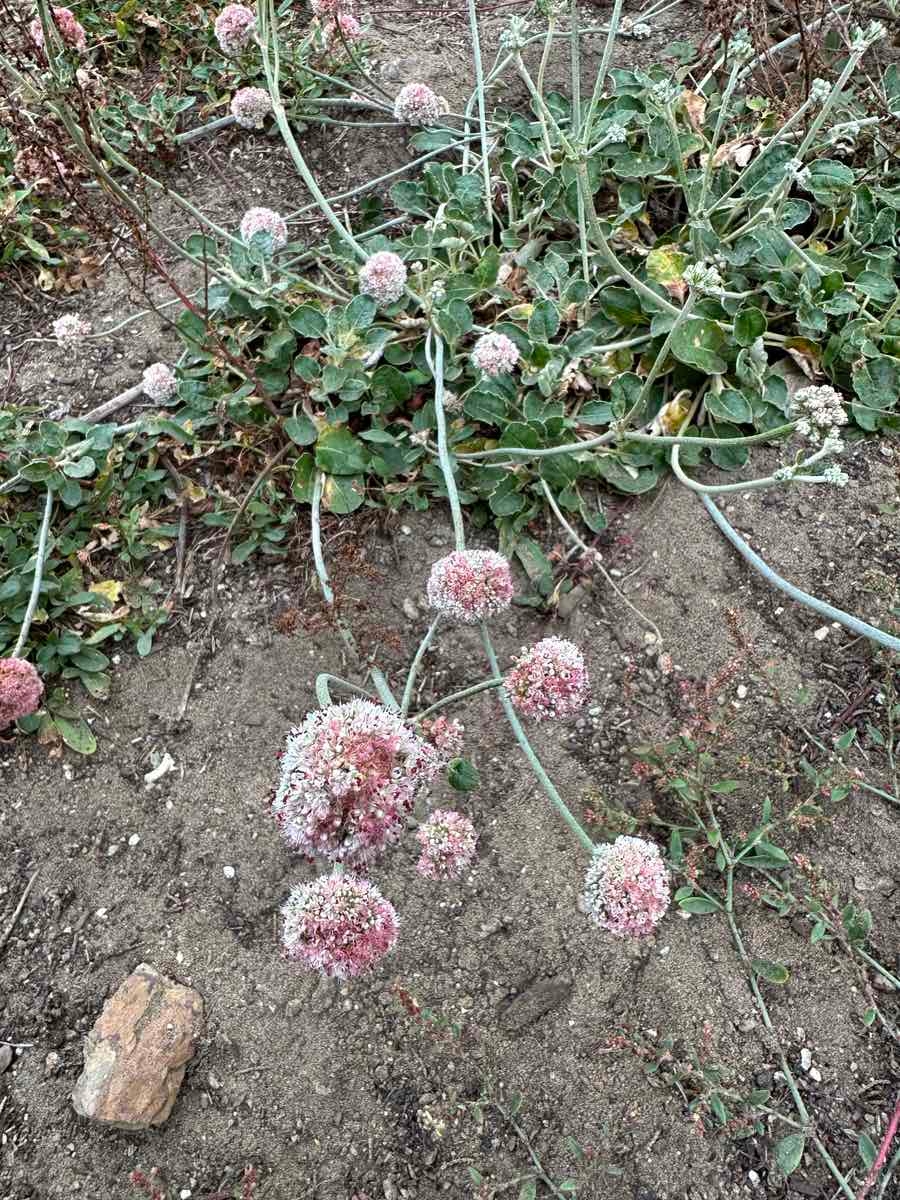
[72,963,204,1129]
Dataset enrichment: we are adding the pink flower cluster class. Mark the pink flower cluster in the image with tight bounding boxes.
[506,638,588,721]
[324,11,362,43]
[427,550,514,623]
[272,699,442,865]
[416,809,477,880]
[582,836,670,938]
[282,872,398,978]
[0,658,44,729]
[310,0,343,13]
[231,86,272,130]
[29,7,87,53]
[141,362,178,403]
[472,332,520,377]
[52,312,91,349]
[419,715,465,758]
[393,82,446,126]
[359,251,407,305]
[240,206,288,250]
[214,4,256,56]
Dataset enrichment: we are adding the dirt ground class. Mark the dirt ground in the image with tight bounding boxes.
[1,3,899,1199]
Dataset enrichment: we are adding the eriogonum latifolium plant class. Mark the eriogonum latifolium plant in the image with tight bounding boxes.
[3,0,898,741]
[272,543,670,980]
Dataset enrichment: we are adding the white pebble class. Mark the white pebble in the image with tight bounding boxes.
[223,865,236,879]
[813,626,829,641]
[800,1048,813,1071]
[128,834,140,847]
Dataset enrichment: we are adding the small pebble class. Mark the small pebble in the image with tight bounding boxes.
[223,865,236,879]
[813,626,829,641]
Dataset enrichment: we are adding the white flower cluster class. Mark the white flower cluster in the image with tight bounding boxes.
[809,77,831,103]
[792,384,848,444]
[729,27,754,60]
[602,123,628,145]
[499,16,530,50]
[683,262,724,295]
[620,19,652,39]
[651,79,681,107]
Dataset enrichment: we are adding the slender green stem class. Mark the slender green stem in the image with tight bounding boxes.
[311,472,335,606]
[540,480,662,643]
[258,0,365,260]
[413,676,504,722]
[426,331,465,551]
[369,666,401,712]
[466,0,494,226]
[480,624,595,855]
[621,294,696,428]
[450,421,792,464]
[575,162,679,316]
[401,617,442,716]
[582,0,624,139]
[315,673,376,707]
[569,0,581,136]
[12,489,53,659]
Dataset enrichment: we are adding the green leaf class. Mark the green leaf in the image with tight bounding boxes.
[291,453,315,503]
[775,1133,805,1177]
[752,958,790,984]
[315,427,370,475]
[345,294,377,330]
[734,307,767,347]
[678,896,722,914]
[709,779,740,794]
[863,1007,877,1027]
[288,305,327,338]
[529,298,560,343]
[231,536,258,564]
[62,456,97,479]
[283,414,318,446]
[706,388,753,425]
[53,715,97,755]
[447,757,480,792]
[670,318,728,373]
[858,1131,877,1170]
[474,245,500,290]
[518,1181,537,1200]
[321,473,365,514]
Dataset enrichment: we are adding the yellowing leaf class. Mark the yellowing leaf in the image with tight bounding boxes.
[89,580,123,604]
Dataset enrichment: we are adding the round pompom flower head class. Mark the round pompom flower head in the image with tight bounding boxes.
[506,637,588,721]
[472,332,520,377]
[282,872,398,979]
[230,86,272,130]
[272,699,442,866]
[52,312,91,350]
[214,4,256,55]
[393,82,447,126]
[141,362,178,403]
[427,550,514,624]
[582,835,670,938]
[358,251,407,305]
[0,658,44,730]
[29,7,87,53]
[325,11,363,43]
[416,810,477,880]
[240,206,288,250]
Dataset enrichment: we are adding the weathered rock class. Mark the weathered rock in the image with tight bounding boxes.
[499,975,573,1032]
[72,963,203,1129]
